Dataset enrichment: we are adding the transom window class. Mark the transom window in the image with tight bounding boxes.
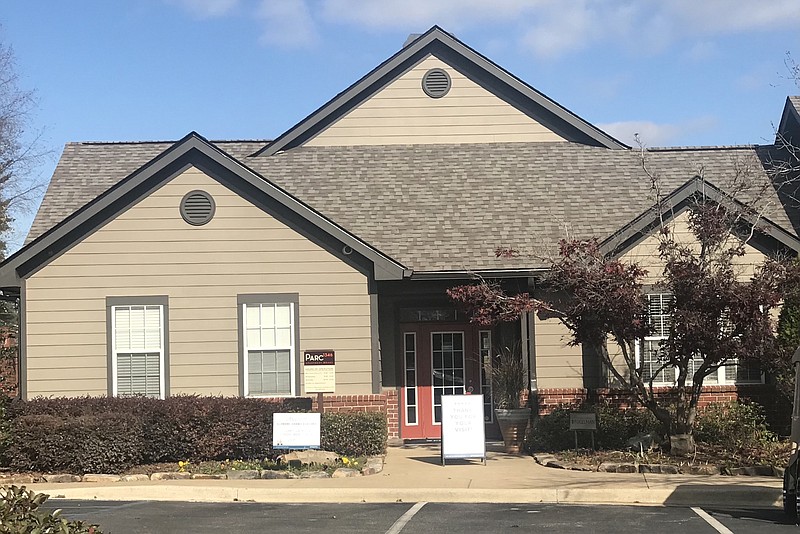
[111,304,165,398]
[243,302,295,396]
[637,293,762,386]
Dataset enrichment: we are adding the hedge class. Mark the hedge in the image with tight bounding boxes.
[3,395,310,473]
[1,396,388,473]
[321,412,387,457]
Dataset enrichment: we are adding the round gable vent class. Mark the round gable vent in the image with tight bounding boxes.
[180,190,215,226]
[422,68,451,98]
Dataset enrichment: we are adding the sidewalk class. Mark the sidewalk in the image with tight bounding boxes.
[28,443,782,507]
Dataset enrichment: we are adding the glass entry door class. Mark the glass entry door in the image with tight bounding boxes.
[400,323,479,439]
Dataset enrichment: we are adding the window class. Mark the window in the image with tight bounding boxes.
[239,294,298,397]
[107,297,168,399]
[639,293,674,385]
[637,292,762,386]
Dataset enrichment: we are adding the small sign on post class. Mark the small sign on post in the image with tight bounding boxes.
[273,412,321,450]
[569,412,597,453]
[441,394,486,466]
[303,350,335,414]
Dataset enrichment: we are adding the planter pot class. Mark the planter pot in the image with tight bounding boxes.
[495,408,531,454]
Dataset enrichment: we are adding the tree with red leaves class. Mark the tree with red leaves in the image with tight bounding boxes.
[449,196,794,454]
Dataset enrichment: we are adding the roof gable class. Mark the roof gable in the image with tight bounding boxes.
[777,96,800,146]
[0,133,406,289]
[255,26,626,156]
[601,176,800,259]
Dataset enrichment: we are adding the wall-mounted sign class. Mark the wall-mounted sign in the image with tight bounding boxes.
[273,412,321,450]
[441,394,486,465]
[569,412,597,430]
[303,350,335,393]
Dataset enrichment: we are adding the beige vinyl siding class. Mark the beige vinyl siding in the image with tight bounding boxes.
[306,54,566,146]
[534,315,583,389]
[25,167,373,397]
[621,211,767,284]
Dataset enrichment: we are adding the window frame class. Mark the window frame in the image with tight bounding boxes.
[237,293,300,398]
[106,296,169,399]
[636,292,764,386]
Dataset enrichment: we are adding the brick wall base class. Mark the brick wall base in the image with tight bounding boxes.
[310,390,399,439]
[535,384,786,432]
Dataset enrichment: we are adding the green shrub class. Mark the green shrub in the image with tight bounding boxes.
[0,485,102,533]
[321,412,387,457]
[3,395,312,473]
[526,403,659,452]
[526,406,574,452]
[694,401,775,452]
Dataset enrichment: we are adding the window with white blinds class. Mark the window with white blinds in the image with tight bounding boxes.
[243,302,295,396]
[636,293,762,386]
[112,305,164,398]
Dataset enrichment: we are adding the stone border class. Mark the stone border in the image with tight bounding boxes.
[533,454,781,477]
[0,457,385,484]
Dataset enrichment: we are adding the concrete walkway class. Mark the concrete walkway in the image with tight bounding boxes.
[28,443,782,507]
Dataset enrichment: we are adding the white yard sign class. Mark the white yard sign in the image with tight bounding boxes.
[441,394,486,465]
[273,412,321,450]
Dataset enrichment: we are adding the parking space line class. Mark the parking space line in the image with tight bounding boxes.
[691,507,734,534]
[385,502,427,534]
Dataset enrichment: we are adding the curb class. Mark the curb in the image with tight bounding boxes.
[28,483,782,508]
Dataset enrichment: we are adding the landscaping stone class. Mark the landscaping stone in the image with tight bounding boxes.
[639,464,661,474]
[659,465,680,475]
[597,463,619,473]
[191,474,226,480]
[725,467,745,476]
[300,470,330,479]
[366,457,384,472]
[739,466,774,477]
[332,468,360,478]
[151,472,192,480]
[120,474,150,482]
[282,450,339,466]
[544,460,565,469]
[226,470,260,480]
[261,470,295,479]
[776,467,785,478]
[683,465,720,476]
[616,463,637,473]
[361,467,379,476]
[43,474,81,483]
[387,437,404,447]
[82,474,121,483]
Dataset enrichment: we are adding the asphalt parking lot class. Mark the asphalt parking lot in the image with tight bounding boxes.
[46,500,799,533]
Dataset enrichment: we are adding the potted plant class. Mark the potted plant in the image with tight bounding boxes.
[492,344,530,453]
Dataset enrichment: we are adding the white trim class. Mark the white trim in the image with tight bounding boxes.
[242,302,296,397]
[402,332,419,427]
[111,304,165,399]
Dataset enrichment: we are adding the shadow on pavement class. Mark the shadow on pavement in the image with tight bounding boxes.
[663,483,781,508]
[702,506,795,526]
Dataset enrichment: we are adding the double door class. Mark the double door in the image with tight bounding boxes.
[400,323,488,439]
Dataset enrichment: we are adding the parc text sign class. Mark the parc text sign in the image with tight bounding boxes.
[303,350,336,393]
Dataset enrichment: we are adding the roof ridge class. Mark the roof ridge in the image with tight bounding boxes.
[647,144,765,152]
[71,139,271,146]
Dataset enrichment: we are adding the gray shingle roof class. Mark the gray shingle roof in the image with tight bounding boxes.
[28,140,797,272]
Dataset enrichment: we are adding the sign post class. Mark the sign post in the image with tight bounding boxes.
[441,394,486,466]
[569,412,597,453]
[303,350,335,413]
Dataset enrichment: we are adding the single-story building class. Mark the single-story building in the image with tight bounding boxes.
[1,26,799,440]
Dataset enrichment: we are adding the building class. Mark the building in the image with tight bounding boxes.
[1,27,799,440]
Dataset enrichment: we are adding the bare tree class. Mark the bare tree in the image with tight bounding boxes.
[0,31,47,260]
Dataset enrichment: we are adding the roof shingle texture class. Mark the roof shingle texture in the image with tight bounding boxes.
[28,140,796,272]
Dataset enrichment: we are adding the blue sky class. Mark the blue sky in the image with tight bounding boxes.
[2,0,800,251]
